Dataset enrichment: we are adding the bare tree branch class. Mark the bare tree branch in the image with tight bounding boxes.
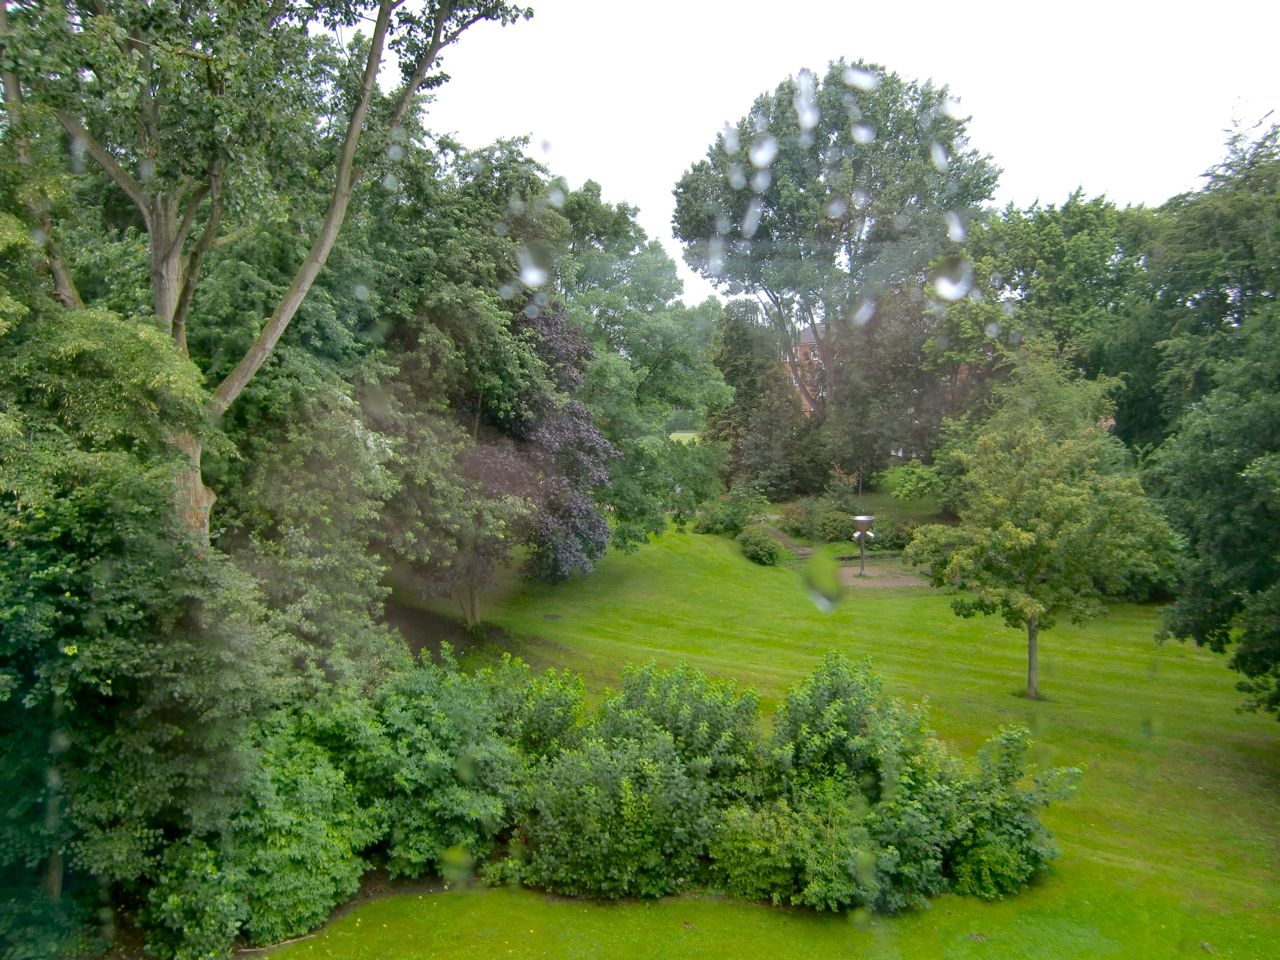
[55,110,149,219]
[0,0,83,307]
[172,170,224,355]
[210,0,397,419]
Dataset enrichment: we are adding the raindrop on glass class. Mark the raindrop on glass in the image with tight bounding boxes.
[138,158,155,182]
[492,221,509,236]
[941,98,963,120]
[498,283,517,300]
[945,211,966,242]
[708,236,726,275]
[843,66,880,91]
[518,249,547,288]
[469,156,486,174]
[793,71,820,131]
[30,227,48,247]
[853,299,876,326]
[851,124,876,145]
[523,303,540,318]
[508,196,526,215]
[722,124,740,153]
[388,143,404,162]
[984,320,1001,339]
[741,199,764,238]
[534,291,549,306]
[935,258,973,301]
[751,169,772,193]
[714,213,732,236]
[851,188,870,209]
[391,125,408,144]
[381,173,400,190]
[893,212,911,231]
[353,283,370,302]
[749,135,778,168]
[728,164,747,190]
[547,187,565,208]
[1001,300,1016,317]
[930,142,949,172]
[825,198,849,218]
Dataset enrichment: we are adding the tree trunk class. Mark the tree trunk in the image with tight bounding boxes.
[1026,617,1040,700]
[174,430,216,541]
[148,198,182,336]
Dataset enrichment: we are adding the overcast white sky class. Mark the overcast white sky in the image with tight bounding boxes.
[421,0,1277,303]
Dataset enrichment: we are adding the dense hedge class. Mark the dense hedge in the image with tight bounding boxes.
[133,654,1077,957]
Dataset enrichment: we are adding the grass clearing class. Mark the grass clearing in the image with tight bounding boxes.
[280,532,1278,958]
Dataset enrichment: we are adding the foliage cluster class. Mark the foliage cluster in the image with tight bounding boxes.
[736,524,782,565]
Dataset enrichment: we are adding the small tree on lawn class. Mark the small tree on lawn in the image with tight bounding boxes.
[905,354,1177,699]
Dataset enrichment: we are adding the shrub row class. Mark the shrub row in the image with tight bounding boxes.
[139,655,1077,958]
[776,497,918,550]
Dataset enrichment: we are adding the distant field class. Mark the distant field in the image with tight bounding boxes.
[279,532,1279,959]
[669,430,698,443]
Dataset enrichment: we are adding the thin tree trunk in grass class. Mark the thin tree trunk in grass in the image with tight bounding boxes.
[1026,616,1040,700]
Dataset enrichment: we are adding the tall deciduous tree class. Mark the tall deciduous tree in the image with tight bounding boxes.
[673,59,997,437]
[2,0,530,536]
[905,353,1177,699]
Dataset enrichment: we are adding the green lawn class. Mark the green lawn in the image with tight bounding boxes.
[276,532,1278,959]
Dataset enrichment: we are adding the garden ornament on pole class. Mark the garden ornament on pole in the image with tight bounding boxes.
[853,515,875,576]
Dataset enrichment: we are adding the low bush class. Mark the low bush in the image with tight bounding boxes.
[520,729,714,898]
[692,488,768,537]
[597,662,760,801]
[816,508,855,544]
[737,524,781,565]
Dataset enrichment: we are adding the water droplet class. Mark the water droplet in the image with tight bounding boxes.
[469,156,486,174]
[751,169,772,193]
[752,112,769,134]
[842,94,863,121]
[523,303,540,318]
[30,227,48,247]
[391,125,408,144]
[728,164,747,190]
[798,130,814,149]
[793,70,820,131]
[714,213,732,236]
[498,283,517,300]
[381,173,400,190]
[708,237,726,275]
[508,196,526,215]
[533,291,549,306]
[741,199,764,238]
[1009,328,1024,345]
[851,124,876,145]
[941,98,963,120]
[985,320,1001,339]
[844,66,880,91]
[851,189,870,209]
[945,211,966,241]
[749,135,778,168]
[540,139,552,155]
[894,212,911,231]
[930,141,949,172]
[387,143,404,162]
[138,158,155,182]
[353,283,370,301]
[935,332,951,350]
[1001,301,1016,317]
[547,187,565,208]
[722,124,740,153]
[825,198,849,218]
[935,259,973,301]
[493,221,509,236]
[853,299,875,326]
[518,249,547,288]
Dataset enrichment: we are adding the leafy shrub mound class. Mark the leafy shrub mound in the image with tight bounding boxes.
[129,655,1075,957]
[737,524,781,565]
[692,488,768,537]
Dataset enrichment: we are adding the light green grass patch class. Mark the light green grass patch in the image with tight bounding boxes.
[285,532,1277,958]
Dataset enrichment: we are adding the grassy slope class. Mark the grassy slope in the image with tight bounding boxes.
[277,532,1278,959]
